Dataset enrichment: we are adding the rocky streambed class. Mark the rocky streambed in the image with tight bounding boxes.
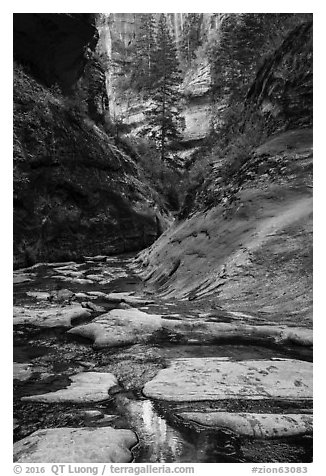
[13,255,313,463]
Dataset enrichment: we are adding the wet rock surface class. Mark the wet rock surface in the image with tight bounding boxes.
[13,363,33,382]
[143,358,312,402]
[13,255,313,463]
[21,372,118,403]
[68,309,163,348]
[176,412,312,438]
[13,305,91,328]
[14,427,138,463]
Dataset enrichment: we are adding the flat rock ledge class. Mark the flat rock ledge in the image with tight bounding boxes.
[68,308,162,348]
[21,372,118,403]
[177,412,313,438]
[68,308,312,349]
[13,427,138,463]
[143,358,312,402]
[13,273,35,284]
[93,292,154,306]
[13,305,91,328]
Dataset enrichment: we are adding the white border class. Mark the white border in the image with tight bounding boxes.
[4,3,322,475]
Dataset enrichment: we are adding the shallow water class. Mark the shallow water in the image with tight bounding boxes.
[13,256,313,463]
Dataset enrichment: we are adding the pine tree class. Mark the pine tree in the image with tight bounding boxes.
[180,13,203,64]
[145,14,183,162]
[132,14,157,93]
[209,13,309,104]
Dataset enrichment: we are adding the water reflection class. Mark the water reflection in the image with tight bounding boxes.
[140,400,184,462]
[115,396,241,463]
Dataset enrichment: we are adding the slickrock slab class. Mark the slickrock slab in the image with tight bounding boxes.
[103,292,154,306]
[67,306,312,349]
[84,255,108,262]
[53,263,82,270]
[75,292,93,299]
[13,363,33,381]
[13,427,138,463]
[177,412,313,438]
[52,275,94,285]
[165,320,313,347]
[85,274,104,282]
[52,269,85,278]
[68,309,162,348]
[13,273,35,284]
[17,262,77,272]
[13,305,91,328]
[143,358,312,402]
[26,291,51,300]
[86,291,109,298]
[21,372,118,403]
[81,302,106,312]
[47,261,77,268]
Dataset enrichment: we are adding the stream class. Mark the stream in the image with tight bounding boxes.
[13,254,313,463]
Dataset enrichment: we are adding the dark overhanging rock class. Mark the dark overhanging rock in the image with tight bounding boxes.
[13,13,98,93]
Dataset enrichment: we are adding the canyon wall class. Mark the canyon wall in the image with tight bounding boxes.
[13,13,167,268]
[138,21,313,321]
[96,13,219,160]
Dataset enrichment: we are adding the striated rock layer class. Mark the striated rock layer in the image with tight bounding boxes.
[138,128,313,322]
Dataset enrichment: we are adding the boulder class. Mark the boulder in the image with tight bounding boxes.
[13,427,138,463]
[21,372,118,403]
[49,289,75,302]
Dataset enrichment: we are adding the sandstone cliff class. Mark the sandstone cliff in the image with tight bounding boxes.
[13,14,167,268]
[97,14,216,162]
[137,22,313,324]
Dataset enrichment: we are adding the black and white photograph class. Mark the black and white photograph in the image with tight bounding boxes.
[11,5,314,470]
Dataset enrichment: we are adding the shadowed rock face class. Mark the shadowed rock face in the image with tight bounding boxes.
[13,13,97,93]
[247,21,313,131]
[13,62,167,268]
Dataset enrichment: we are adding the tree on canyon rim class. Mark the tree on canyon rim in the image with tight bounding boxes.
[207,13,312,147]
[180,13,203,64]
[132,13,157,93]
[145,13,184,162]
